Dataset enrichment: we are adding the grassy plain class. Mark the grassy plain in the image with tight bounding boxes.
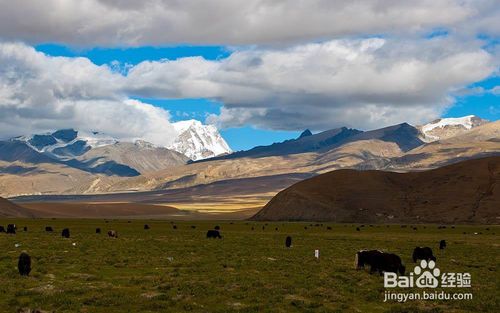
[0,219,498,313]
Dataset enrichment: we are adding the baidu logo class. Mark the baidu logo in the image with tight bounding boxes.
[384,260,471,289]
[414,260,440,288]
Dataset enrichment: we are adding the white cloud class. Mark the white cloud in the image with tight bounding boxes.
[0,0,494,46]
[0,36,497,140]
[0,42,176,145]
[126,37,497,130]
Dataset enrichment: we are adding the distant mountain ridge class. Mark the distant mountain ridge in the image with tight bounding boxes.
[202,122,423,162]
[0,119,229,177]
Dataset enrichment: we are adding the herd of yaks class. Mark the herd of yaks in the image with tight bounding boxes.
[0,222,481,278]
[2,223,224,276]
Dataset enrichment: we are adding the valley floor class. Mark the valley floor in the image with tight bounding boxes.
[0,220,498,312]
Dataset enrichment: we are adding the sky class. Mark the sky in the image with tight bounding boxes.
[0,0,498,151]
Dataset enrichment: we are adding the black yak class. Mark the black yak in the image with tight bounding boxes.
[23,226,27,232]
[18,252,31,276]
[45,226,53,232]
[191,225,196,229]
[412,247,436,263]
[0,226,5,232]
[144,224,150,230]
[356,227,360,231]
[173,225,177,229]
[6,224,16,234]
[61,228,70,238]
[439,240,446,250]
[355,250,405,275]
[108,230,118,238]
[206,230,222,239]
[96,228,101,234]
[285,236,292,248]
[327,226,332,230]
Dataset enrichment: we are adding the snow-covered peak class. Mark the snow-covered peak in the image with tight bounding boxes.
[169,120,231,161]
[419,115,489,142]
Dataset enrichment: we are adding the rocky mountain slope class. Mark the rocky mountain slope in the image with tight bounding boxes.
[252,156,500,224]
[75,141,188,174]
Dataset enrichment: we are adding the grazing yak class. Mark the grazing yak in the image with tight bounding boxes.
[356,227,360,231]
[439,240,446,250]
[18,252,31,276]
[23,226,27,232]
[285,236,292,248]
[0,226,5,232]
[206,230,222,239]
[45,226,53,232]
[6,224,16,234]
[412,247,436,262]
[96,228,101,234]
[107,230,118,238]
[355,250,405,275]
[173,225,177,230]
[61,228,70,238]
[144,224,150,230]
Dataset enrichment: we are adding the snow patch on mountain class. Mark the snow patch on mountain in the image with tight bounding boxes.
[169,120,232,161]
[14,129,118,160]
[419,115,489,142]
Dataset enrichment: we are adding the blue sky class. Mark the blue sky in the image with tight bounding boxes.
[34,43,498,150]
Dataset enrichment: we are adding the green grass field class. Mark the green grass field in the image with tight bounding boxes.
[0,219,498,313]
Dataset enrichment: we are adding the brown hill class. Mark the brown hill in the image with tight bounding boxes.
[252,156,500,224]
[0,196,34,217]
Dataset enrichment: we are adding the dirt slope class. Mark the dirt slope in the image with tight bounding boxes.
[0,196,35,217]
[252,156,500,224]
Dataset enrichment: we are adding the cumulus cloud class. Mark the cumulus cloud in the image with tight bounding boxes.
[0,42,176,145]
[0,0,494,46]
[126,38,497,130]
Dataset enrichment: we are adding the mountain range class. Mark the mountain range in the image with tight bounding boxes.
[1,115,499,217]
[1,120,230,177]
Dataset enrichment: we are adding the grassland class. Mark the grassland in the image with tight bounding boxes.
[0,219,498,313]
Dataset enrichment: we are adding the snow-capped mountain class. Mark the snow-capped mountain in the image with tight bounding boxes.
[9,129,189,176]
[169,120,232,161]
[419,115,489,142]
[11,119,231,164]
